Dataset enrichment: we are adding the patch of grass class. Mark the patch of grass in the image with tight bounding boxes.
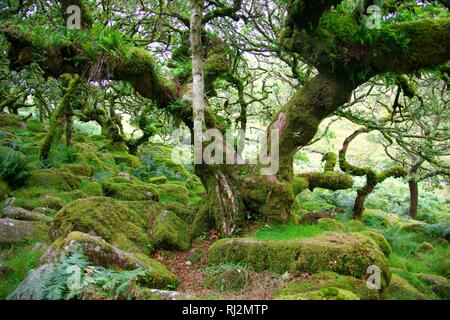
[0,244,45,299]
[383,227,450,278]
[252,223,325,241]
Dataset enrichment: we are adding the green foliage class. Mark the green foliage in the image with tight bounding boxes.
[8,248,149,300]
[383,227,450,278]
[132,154,186,181]
[0,244,44,299]
[0,146,28,186]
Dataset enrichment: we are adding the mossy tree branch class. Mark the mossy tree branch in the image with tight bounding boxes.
[339,129,408,219]
[294,152,354,195]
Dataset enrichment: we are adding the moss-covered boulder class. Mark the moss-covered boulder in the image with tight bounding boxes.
[60,232,178,289]
[209,232,391,290]
[276,271,380,300]
[50,196,159,252]
[0,218,48,243]
[60,163,93,177]
[416,273,450,299]
[112,152,141,167]
[359,230,392,257]
[398,219,426,232]
[317,218,346,231]
[3,198,52,223]
[162,201,192,222]
[386,274,431,300]
[11,188,68,211]
[157,183,189,205]
[417,242,435,254]
[25,169,83,191]
[148,176,167,184]
[362,209,399,227]
[100,176,159,201]
[278,287,359,300]
[150,210,191,251]
[80,151,116,172]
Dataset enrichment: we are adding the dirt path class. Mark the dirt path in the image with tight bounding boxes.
[152,229,282,300]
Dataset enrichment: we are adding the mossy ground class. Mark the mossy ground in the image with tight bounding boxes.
[0,115,448,300]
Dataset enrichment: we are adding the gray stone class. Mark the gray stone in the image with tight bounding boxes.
[0,218,46,244]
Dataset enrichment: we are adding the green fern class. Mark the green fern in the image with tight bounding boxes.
[8,247,150,300]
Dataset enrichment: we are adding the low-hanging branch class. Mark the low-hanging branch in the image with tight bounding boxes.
[294,152,354,196]
[338,128,408,220]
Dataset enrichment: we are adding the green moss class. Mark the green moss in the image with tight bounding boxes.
[25,169,83,191]
[278,287,359,300]
[0,114,25,129]
[162,201,192,222]
[50,196,159,252]
[80,151,117,172]
[399,220,426,232]
[60,231,178,289]
[11,188,68,210]
[417,242,435,253]
[346,220,364,231]
[386,274,431,300]
[292,177,309,195]
[277,271,380,300]
[100,176,159,201]
[148,176,167,184]
[150,210,191,251]
[157,183,189,205]
[322,152,337,172]
[362,209,393,227]
[25,119,44,132]
[192,205,213,237]
[208,232,391,290]
[359,230,392,257]
[299,200,335,212]
[317,218,346,231]
[416,273,450,300]
[112,152,141,168]
[298,172,354,191]
[60,163,93,177]
[77,181,103,197]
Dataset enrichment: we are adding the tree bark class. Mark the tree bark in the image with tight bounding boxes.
[190,0,205,164]
[408,179,419,219]
[353,191,368,220]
